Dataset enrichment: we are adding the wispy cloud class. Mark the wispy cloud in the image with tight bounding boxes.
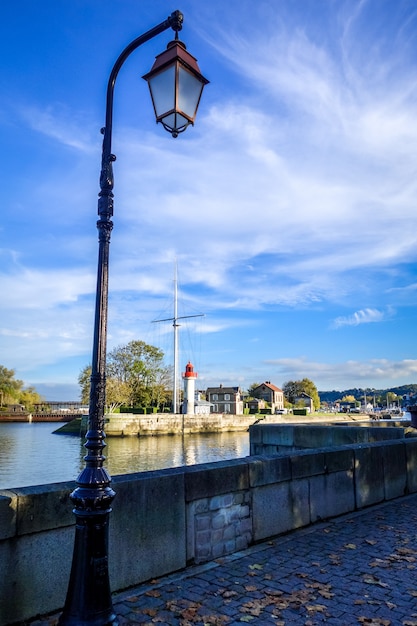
[331,308,393,329]
[0,266,95,309]
[19,104,97,153]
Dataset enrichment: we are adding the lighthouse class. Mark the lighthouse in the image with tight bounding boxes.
[182,361,198,415]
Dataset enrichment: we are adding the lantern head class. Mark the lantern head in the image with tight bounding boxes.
[143,39,209,137]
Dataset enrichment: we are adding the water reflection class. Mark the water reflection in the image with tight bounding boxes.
[0,423,249,489]
[107,431,249,476]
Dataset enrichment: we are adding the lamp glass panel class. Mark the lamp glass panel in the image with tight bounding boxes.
[178,67,204,118]
[161,111,190,132]
[148,65,176,117]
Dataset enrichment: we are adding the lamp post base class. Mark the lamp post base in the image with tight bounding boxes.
[59,497,117,626]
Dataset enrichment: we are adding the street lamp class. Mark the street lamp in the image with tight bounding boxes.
[59,11,208,626]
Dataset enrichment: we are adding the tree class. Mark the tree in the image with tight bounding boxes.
[107,340,170,408]
[0,365,43,409]
[282,378,320,410]
[341,395,356,403]
[386,391,399,408]
[78,365,92,405]
[0,365,23,405]
[18,387,43,411]
[246,382,261,398]
[78,340,172,411]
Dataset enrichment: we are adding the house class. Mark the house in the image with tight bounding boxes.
[247,398,266,413]
[194,393,212,415]
[294,392,314,413]
[251,382,284,413]
[6,404,26,413]
[205,385,243,415]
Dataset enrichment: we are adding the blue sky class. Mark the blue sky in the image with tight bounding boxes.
[1,0,417,400]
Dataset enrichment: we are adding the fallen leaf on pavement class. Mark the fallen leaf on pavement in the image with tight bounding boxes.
[306,604,327,613]
[363,575,389,588]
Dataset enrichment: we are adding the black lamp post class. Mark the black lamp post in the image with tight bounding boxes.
[59,11,208,626]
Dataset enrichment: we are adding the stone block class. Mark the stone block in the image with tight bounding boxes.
[0,491,17,540]
[354,444,385,508]
[196,544,211,560]
[222,494,234,507]
[324,447,355,473]
[369,426,403,441]
[251,424,295,449]
[291,478,311,528]
[239,517,252,534]
[331,426,369,446]
[0,526,73,625]
[293,426,333,449]
[229,508,240,522]
[223,525,236,540]
[310,471,355,522]
[239,504,250,519]
[236,535,249,550]
[248,455,291,487]
[185,459,249,501]
[233,492,244,505]
[196,529,211,545]
[10,482,75,535]
[196,515,210,531]
[110,468,186,588]
[195,499,209,513]
[212,512,226,529]
[224,539,236,553]
[212,542,226,558]
[252,478,309,541]
[264,425,295,447]
[382,441,407,500]
[248,424,263,444]
[405,438,417,493]
[291,450,326,478]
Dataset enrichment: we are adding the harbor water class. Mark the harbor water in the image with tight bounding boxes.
[0,422,250,490]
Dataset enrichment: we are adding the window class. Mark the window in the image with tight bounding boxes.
[224,394,230,401]
[212,394,218,401]
[225,404,231,413]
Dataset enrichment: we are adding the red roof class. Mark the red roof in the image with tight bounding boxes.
[259,381,283,393]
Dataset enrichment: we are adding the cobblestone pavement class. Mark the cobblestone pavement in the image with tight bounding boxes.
[28,494,417,626]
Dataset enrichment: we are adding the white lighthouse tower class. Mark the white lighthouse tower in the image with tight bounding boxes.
[182,361,198,415]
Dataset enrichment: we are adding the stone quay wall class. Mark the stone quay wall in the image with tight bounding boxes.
[103,413,268,436]
[1,425,417,625]
[249,423,408,455]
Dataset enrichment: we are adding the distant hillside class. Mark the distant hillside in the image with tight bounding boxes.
[319,384,417,404]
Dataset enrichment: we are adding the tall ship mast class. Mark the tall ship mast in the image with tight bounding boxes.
[152,264,204,413]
